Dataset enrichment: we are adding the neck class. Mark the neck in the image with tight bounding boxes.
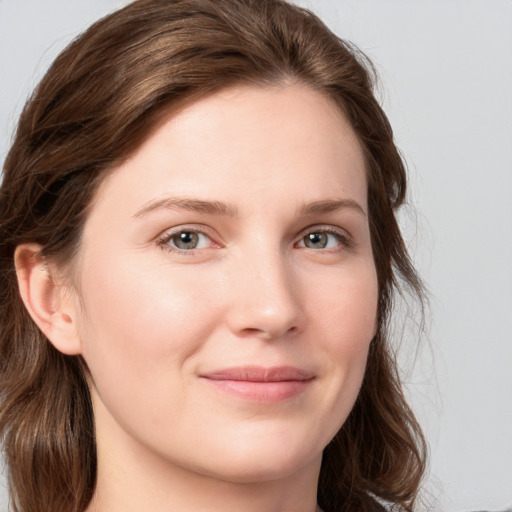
[86,400,323,512]
[88,453,323,512]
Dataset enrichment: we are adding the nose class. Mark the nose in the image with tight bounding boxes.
[226,248,304,340]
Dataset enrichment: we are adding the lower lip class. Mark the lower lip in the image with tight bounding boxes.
[203,379,312,403]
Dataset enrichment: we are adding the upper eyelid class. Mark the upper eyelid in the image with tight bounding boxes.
[296,224,352,240]
[157,224,218,241]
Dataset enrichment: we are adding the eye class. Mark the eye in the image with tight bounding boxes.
[297,228,350,250]
[159,229,213,252]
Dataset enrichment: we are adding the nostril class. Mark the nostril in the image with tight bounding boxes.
[238,324,299,340]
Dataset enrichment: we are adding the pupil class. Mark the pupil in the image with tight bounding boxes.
[174,232,198,249]
[306,233,327,249]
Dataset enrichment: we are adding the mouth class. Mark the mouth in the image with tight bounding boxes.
[200,366,315,403]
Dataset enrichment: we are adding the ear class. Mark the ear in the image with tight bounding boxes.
[14,243,82,355]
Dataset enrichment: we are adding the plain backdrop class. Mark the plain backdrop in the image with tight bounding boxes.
[1,1,511,511]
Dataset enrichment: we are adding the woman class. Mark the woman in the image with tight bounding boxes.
[0,1,426,511]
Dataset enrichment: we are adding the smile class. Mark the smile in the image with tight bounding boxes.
[200,366,315,403]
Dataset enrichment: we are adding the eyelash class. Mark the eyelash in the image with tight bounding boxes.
[156,225,353,254]
[295,226,353,252]
[156,226,218,254]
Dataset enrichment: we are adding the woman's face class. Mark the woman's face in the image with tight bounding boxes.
[72,84,378,484]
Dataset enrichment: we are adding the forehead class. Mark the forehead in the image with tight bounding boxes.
[91,83,368,215]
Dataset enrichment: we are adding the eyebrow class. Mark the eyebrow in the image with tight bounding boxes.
[298,198,367,217]
[133,196,366,219]
[133,196,238,218]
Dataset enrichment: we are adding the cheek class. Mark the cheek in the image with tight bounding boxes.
[309,261,378,405]
[74,253,229,446]
[75,251,223,391]
[309,259,378,341]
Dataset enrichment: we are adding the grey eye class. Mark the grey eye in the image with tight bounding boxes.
[303,232,329,249]
[170,231,201,250]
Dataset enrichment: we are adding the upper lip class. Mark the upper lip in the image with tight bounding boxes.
[200,366,314,382]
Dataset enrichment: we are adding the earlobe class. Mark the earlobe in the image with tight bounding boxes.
[14,243,83,355]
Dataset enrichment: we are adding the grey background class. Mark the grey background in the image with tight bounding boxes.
[1,0,511,510]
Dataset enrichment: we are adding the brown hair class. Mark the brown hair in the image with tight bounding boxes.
[0,0,426,511]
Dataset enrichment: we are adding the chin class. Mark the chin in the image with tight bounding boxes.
[191,434,324,484]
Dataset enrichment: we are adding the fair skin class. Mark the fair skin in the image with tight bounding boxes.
[16,84,378,512]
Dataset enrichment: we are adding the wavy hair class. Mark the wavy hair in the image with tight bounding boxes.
[0,1,426,511]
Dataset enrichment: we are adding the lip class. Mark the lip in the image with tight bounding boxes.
[200,366,314,403]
